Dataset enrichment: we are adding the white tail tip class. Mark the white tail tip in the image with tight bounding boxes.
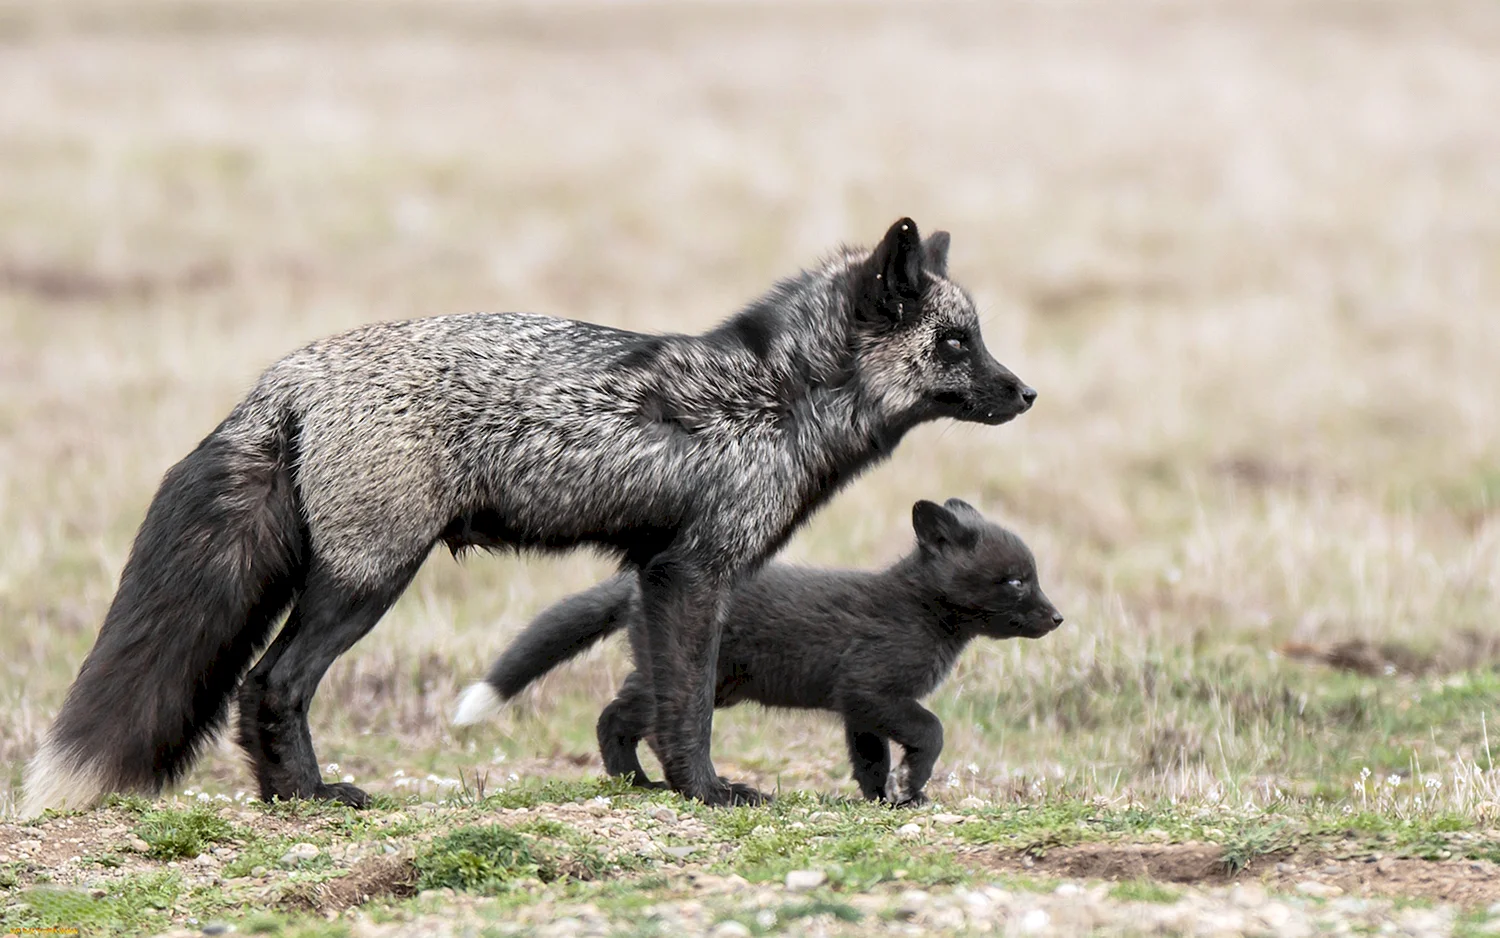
[19,739,109,818]
[452,682,503,726]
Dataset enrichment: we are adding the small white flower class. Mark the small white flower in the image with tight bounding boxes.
[1360,767,1372,781]
[391,769,406,778]
[1386,775,1402,788]
[326,763,340,775]
[1424,777,1441,791]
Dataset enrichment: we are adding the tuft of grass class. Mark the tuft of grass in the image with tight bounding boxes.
[412,825,554,894]
[133,804,236,861]
[1220,821,1296,875]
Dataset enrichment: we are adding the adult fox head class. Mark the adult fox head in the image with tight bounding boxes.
[850,218,1035,427]
[911,498,1064,640]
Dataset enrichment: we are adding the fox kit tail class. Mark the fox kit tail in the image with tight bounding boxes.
[21,405,306,817]
[452,574,639,726]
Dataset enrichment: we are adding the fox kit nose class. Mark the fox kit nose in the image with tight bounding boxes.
[1020,386,1038,409]
[1051,612,1064,626]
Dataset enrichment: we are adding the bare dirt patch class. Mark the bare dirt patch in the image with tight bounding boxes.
[971,842,1234,885]
[279,856,418,915]
[971,842,1500,908]
[1280,629,1500,678]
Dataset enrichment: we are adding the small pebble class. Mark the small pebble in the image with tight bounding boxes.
[649,806,679,824]
[709,922,751,938]
[1020,908,1050,933]
[895,889,929,919]
[278,843,321,868]
[897,822,922,839]
[784,869,826,892]
[1296,880,1344,899]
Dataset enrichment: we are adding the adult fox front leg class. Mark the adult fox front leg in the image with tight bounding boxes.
[22,217,1036,814]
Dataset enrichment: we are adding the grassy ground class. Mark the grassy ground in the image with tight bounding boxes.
[2,0,1499,933]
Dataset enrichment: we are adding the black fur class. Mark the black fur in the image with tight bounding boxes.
[475,499,1064,805]
[39,416,307,797]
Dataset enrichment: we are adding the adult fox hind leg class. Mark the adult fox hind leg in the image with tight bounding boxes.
[595,670,665,789]
[237,558,423,806]
[843,725,892,802]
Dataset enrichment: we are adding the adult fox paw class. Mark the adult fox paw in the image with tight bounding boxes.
[696,778,770,807]
[313,782,371,808]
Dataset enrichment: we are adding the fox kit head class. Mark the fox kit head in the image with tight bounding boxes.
[911,498,1063,640]
[848,218,1035,428]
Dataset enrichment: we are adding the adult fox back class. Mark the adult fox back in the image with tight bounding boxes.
[22,218,1037,815]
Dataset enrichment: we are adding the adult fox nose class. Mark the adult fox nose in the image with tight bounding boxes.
[1051,612,1064,626]
[1020,386,1038,408]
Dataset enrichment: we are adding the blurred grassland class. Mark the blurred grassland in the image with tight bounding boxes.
[0,0,1497,816]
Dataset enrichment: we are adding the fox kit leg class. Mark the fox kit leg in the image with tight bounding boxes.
[841,697,944,807]
[842,724,892,802]
[237,558,421,807]
[596,670,664,788]
[637,556,764,806]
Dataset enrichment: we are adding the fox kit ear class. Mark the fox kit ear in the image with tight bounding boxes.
[923,231,951,279]
[942,497,977,516]
[912,499,980,551]
[857,218,925,327]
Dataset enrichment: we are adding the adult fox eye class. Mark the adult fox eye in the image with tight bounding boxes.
[1006,578,1024,590]
[941,336,967,354]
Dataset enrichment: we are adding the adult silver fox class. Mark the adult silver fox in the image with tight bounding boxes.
[22,218,1035,815]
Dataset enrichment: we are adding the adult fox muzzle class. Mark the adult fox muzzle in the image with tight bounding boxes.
[22,217,1034,815]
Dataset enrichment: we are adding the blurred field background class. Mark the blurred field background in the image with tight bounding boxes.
[1,0,1497,819]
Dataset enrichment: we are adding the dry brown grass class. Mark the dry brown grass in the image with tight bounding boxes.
[2,0,1498,817]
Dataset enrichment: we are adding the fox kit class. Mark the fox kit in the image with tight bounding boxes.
[457,499,1063,805]
[24,219,1036,815]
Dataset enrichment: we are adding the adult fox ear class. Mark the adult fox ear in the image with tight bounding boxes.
[857,217,925,326]
[912,499,980,551]
[923,231,951,279]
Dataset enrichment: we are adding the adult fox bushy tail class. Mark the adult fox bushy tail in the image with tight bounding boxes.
[23,218,1035,815]
[24,405,309,815]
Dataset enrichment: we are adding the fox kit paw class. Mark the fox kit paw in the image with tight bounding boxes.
[891,791,928,809]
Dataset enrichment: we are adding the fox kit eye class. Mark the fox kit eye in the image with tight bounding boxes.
[1006,578,1024,590]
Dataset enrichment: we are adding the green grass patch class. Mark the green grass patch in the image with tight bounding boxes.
[475,774,642,810]
[5,871,180,935]
[413,824,554,894]
[134,804,237,860]
[1108,878,1182,903]
[709,800,964,888]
